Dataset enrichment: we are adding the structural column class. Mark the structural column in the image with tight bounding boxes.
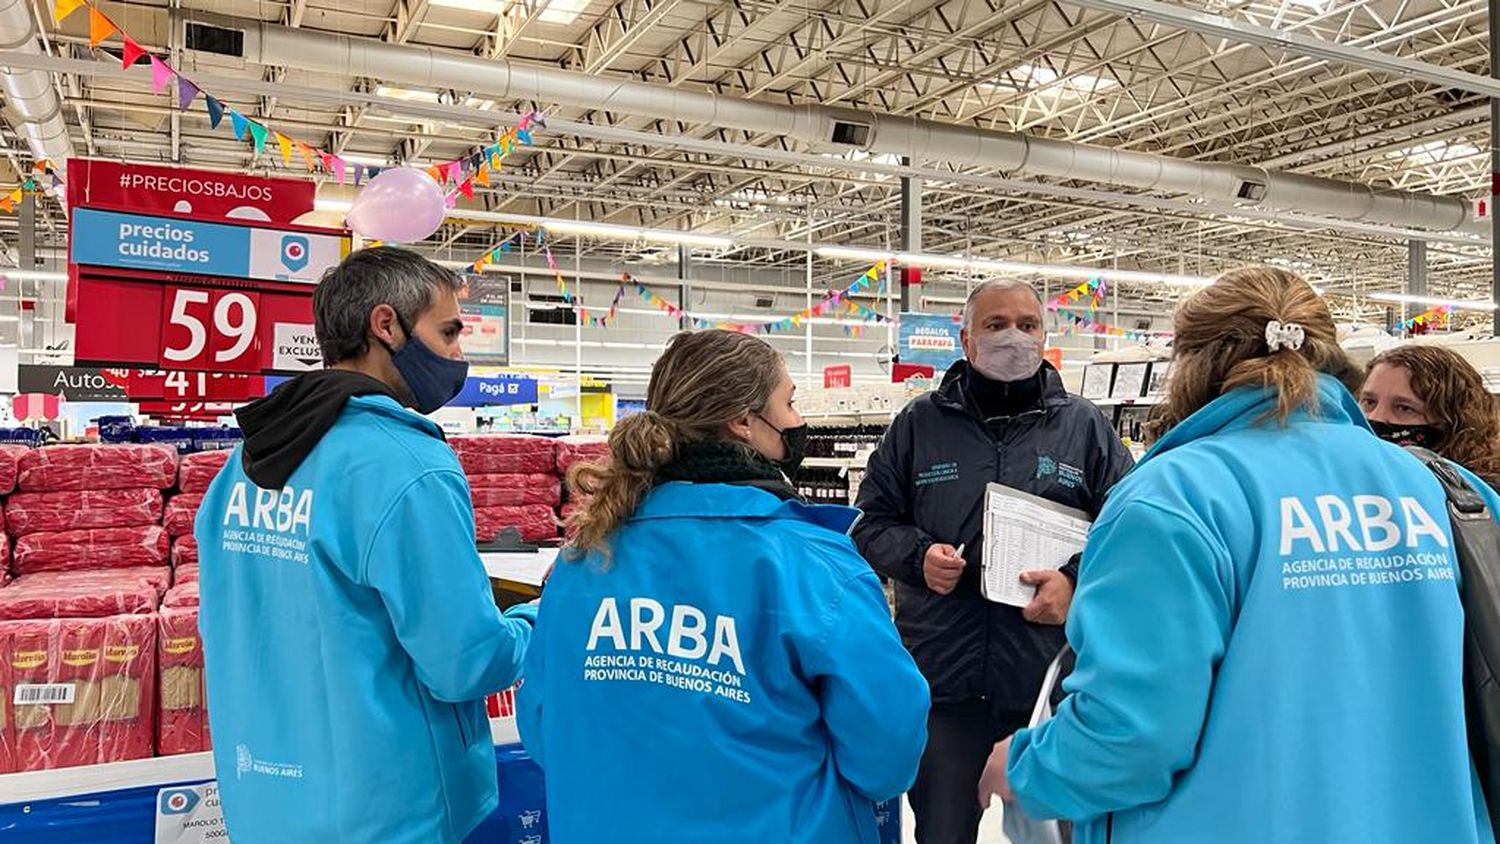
[677,244,690,331]
[900,159,920,312]
[1408,239,1427,301]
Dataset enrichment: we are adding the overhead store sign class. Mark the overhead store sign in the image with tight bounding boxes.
[898,312,964,372]
[450,374,539,407]
[18,365,130,402]
[71,208,344,286]
[64,160,318,324]
[459,274,510,365]
[69,177,351,377]
[67,159,315,224]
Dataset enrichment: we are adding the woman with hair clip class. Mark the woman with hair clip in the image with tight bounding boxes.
[1360,344,1500,492]
[516,329,931,844]
[976,267,1495,843]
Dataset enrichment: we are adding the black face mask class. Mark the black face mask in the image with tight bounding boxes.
[1369,419,1443,449]
[758,415,809,476]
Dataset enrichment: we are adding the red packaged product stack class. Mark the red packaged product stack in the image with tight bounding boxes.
[5,489,164,536]
[177,450,232,495]
[467,474,562,509]
[554,435,609,476]
[449,435,557,476]
[158,582,207,756]
[0,614,158,773]
[0,569,166,621]
[171,536,199,568]
[0,443,30,494]
[17,444,178,492]
[13,526,169,576]
[162,494,205,538]
[473,505,558,544]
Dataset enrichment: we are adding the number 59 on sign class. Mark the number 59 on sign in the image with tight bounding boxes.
[159,287,261,372]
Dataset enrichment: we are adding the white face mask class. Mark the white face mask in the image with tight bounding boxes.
[972,328,1043,382]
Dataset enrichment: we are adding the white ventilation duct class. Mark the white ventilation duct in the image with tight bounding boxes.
[0,0,73,180]
[236,18,1479,236]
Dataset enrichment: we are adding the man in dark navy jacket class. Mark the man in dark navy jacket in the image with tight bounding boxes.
[853,279,1132,844]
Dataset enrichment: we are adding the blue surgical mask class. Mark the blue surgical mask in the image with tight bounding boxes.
[377,315,469,414]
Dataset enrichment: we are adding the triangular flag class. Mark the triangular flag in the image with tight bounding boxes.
[9,188,21,203]
[22,178,35,192]
[447,161,464,184]
[229,109,248,140]
[54,0,86,23]
[247,121,268,153]
[426,166,442,184]
[516,128,533,145]
[330,155,347,184]
[32,160,47,173]
[149,56,174,93]
[177,76,200,111]
[367,166,382,181]
[458,179,474,199]
[475,164,490,186]
[296,143,317,172]
[275,132,293,164]
[444,193,457,209]
[120,34,146,68]
[205,95,225,129]
[353,163,367,186]
[50,173,61,188]
[88,7,117,47]
[0,196,12,213]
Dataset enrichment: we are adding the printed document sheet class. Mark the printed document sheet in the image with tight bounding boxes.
[982,484,1092,607]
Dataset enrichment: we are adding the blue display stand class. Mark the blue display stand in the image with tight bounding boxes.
[0,743,901,843]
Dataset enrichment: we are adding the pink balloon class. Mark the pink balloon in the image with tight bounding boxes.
[345,167,446,243]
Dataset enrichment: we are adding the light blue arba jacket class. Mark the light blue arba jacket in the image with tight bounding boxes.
[517,482,931,843]
[1008,375,1494,843]
[196,394,534,844]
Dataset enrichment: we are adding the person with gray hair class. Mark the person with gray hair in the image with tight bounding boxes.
[853,275,1133,844]
[195,246,537,843]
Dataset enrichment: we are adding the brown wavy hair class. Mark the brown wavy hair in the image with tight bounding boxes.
[1145,266,1362,442]
[565,330,786,558]
[1365,345,1500,481]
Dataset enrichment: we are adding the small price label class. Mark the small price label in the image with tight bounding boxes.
[159,287,262,373]
[128,369,263,402]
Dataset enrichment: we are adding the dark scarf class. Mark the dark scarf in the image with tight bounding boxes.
[658,440,802,502]
[965,366,1044,419]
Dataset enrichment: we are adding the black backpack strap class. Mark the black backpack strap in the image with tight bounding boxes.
[1405,446,1500,830]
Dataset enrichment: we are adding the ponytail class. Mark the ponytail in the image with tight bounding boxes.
[563,329,786,561]
[1146,266,1361,442]
[565,411,678,560]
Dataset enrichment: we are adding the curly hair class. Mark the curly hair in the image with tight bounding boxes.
[1145,266,1362,442]
[1365,345,1500,483]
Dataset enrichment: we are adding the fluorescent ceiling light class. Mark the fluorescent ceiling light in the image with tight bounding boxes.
[3,270,67,282]
[817,247,1208,287]
[1368,292,1497,312]
[375,85,494,111]
[539,0,591,24]
[315,197,354,213]
[519,218,733,249]
[340,153,392,167]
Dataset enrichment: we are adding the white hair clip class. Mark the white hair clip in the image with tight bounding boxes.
[1265,320,1305,353]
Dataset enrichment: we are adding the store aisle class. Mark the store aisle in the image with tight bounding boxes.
[899,797,1012,844]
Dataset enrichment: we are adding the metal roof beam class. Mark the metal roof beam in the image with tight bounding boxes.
[1062,0,1500,97]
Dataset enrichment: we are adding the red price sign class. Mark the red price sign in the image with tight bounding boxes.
[824,364,853,389]
[137,401,235,421]
[159,287,262,373]
[126,370,264,402]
